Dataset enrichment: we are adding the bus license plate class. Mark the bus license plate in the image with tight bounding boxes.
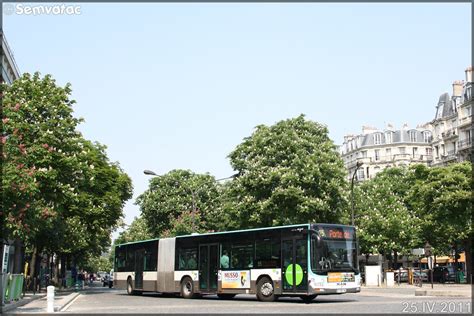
[336,289,347,293]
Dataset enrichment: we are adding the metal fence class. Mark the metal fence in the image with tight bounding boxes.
[1,273,24,305]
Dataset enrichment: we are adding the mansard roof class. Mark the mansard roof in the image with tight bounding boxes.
[435,92,455,119]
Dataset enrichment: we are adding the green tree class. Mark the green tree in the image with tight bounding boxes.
[114,216,153,245]
[408,162,473,283]
[1,73,132,277]
[136,169,225,237]
[226,115,348,228]
[355,167,421,268]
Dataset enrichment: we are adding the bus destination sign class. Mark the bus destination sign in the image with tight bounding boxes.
[317,227,353,240]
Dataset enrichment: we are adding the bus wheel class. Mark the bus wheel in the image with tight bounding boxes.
[217,294,236,299]
[256,277,276,302]
[127,278,134,295]
[181,277,195,299]
[300,295,317,303]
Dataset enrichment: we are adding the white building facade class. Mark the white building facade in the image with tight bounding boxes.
[341,66,473,181]
[341,124,433,182]
[430,67,472,166]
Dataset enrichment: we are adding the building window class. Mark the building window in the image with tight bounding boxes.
[434,146,439,158]
[385,132,392,144]
[375,149,380,161]
[425,148,432,157]
[362,151,367,158]
[357,169,365,180]
[385,148,391,160]
[409,131,417,142]
[412,147,418,158]
[374,133,382,145]
[399,147,406,155]
[423,131,432,143]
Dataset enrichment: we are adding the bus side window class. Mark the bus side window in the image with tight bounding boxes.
[178,248,198,270]
[256,238,280,268]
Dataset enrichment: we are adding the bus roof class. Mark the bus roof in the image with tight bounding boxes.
[115,223,354,247]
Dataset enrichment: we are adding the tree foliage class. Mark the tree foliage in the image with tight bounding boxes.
[114,216,152,245]
[407,162,472,253]
[1,73,132,269]
[226,115,348,228]
[355,167,421,257]
[136,169,226,237]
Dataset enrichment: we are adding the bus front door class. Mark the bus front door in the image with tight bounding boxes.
[282,238,308,293]
[199,244,218,292]
[135,248,144,290]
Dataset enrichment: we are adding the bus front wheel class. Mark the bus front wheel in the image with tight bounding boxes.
[256,277,276,302]
[181,277,196,299]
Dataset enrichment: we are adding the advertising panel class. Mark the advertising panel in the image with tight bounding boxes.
[221,270,250,288]
[327,272,355,283]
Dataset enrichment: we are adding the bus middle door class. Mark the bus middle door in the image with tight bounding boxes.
[281,237,308,293]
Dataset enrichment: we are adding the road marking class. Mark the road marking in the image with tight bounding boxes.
[60,293,82,312]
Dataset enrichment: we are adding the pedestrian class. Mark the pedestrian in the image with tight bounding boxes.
[89,272,94,285]
[78,270,85,289]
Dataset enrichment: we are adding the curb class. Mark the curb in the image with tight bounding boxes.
[1,293,46,313]
[415,289,471,297]
[57,292,81,312]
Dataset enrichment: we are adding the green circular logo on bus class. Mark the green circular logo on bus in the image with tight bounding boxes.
[285,264,303,286]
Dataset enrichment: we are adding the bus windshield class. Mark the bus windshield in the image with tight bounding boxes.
[311,225,359,274]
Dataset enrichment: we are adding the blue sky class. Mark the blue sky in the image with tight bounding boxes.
[4,3,471,236]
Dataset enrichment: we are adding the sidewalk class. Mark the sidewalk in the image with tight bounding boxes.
[361,283,472,298]
[1,285,85,314]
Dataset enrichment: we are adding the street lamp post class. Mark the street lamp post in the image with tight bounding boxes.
[351,161,363,226]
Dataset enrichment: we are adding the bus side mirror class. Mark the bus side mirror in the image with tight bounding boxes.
[314,235,323,248]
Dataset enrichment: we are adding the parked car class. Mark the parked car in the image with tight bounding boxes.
[432,266,456,283]
[414,270,429,282]
[394,269,428,283]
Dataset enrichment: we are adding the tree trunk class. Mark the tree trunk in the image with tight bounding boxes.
[53,254,60,285]
[393,250,398,270]
[29,246,37,278]
[12,239,23,274]
[464,239,472,284]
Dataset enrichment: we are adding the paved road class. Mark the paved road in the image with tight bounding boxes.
[55,285,471,314]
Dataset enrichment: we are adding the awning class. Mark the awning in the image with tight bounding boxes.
[420,252,465,264]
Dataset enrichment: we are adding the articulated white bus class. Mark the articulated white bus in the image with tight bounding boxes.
[114,223,361,302]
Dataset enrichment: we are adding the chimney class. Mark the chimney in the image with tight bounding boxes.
[452,80,464,97]
[466,66,473,83]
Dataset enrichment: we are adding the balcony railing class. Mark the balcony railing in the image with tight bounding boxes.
[458,139,472,150]
[458,115,472,128]
[345,154,433,166]
[441,129,457,139]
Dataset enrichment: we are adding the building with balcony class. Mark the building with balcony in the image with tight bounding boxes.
[1,32,20,84]
[431,67,472,166]
[340,66,472,181]
[340,124,433,182]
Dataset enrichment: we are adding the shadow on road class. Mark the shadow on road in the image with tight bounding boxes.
[114,292,357,304]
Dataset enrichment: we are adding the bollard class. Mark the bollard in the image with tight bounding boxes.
[47,285,55,313]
